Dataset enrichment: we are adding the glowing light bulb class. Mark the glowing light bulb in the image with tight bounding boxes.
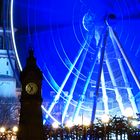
[0,127,6,133]
[65,120,73,128]
[12,126,18,132]
[132,120,138,127]
[83,117,90,126]
[52,122,59,129]
[101,114,110,124]
[124,107,133,118]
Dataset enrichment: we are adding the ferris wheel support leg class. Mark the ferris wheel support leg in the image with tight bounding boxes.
[108,26,140,90]
[118,59,138,116]
[90,29,108,123]
[105,54,124,115]
[109,33,138,116]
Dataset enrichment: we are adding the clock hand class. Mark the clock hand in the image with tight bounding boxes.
[28,84,33,93]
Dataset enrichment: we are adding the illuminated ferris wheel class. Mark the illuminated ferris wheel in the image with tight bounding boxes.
[11,0,140,125]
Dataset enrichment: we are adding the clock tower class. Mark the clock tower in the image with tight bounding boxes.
[17,50,44,140]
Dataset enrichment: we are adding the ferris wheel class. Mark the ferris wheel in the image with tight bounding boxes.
[11,0,140,125]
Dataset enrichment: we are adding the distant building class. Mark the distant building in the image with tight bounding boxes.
[0,27,19,126]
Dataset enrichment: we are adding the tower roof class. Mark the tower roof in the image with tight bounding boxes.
[20,49,42,82]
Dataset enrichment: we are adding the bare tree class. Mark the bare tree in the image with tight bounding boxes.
[0,97,20,127]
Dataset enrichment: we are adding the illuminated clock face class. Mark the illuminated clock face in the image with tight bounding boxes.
[25,82,38,95]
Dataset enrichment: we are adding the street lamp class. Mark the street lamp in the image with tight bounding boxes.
[0,126,18,140]
[52,122,59,129]
[101,114,110,140]
[83,117,90,126]
[0,127,6,133]
[101,114,110,124]
[0,126,6,139]
[12,126,18,133]
[52,122,59,139]
[65,120,74,139]
[124,107,135,139]
[131,120,139,128]
[124,107,133,118]
[65,120,73,128]
[11,126,18,140]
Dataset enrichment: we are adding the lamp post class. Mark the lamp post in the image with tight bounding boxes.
[0,127,6,140]
[124,107,134,140]
[124,107,134,131]
[82,118,90,139]
[101,114,110,140]
[65,120,73,139]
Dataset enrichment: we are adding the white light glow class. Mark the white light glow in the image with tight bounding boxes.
[0,127,6,133]
[52,122,59,129]
[65,120,73,128]
[73,116,82,125]
[83,117,90,126]
[131,120,139,127]
[12,126,18,132]
[124,107,133,118]
[101,114,110,124]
